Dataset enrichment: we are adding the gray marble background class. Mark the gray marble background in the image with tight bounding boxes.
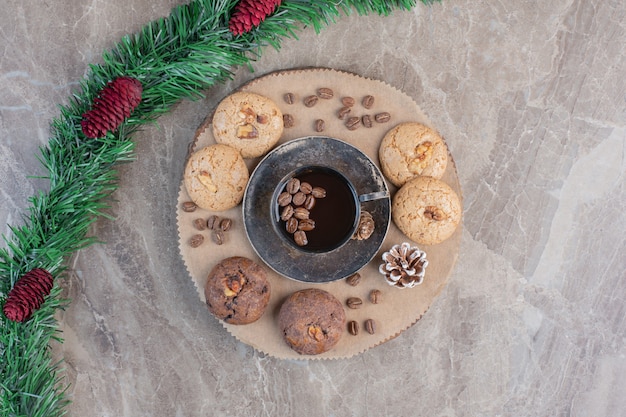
[1,0,624,416]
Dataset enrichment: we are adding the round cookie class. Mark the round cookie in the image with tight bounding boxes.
[212,92,284,158]
[392,176,462,245]
[204,256,271,325]
[379,122,448,187]
[278,289,346,355]
[184,144,249,211]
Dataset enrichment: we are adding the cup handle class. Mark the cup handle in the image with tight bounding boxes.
[358,190,389,202]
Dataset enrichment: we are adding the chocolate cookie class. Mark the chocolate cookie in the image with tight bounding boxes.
[212,91,284,158]
[379,122,448,187]
[204,257,271,325]
[184,144,249,211]
[278,288,346,355]
[392,176,462,245]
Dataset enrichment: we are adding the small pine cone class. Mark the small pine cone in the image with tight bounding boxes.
[3,268,54,322]
[81,76,142,138]
[229,0,282,36]
[379,242,428,289]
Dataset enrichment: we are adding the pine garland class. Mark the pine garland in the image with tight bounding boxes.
[0,0,435,415]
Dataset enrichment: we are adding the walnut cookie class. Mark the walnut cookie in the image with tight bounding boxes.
[212,91,284,158]
[392,176,462,246]
[378,122,448,187]
[184,144,249,211]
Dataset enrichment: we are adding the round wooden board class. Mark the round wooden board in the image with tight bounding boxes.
[177,68,462,360]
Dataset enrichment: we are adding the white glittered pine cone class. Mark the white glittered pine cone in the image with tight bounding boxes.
[378,242,428,288]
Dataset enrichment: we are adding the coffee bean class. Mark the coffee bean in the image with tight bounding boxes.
[280,205,294,221]
[362,114,373,128]
[207,215,219,230]
[293,207,310,220]
[284,92,296,105]
[364,319,376,335]
[299,182,313,194]
[297,218,316,231]
[189,234,204,248]
[337,106,351,120]
[317,87,334,99]
[278,191,292,207]
[286,178,300,194]
[212,230,225,245]
[292,191,306,206]
[193,218,207,231]
[182,201,197,212]
[286,217,298,234]
[341,96,355,107]
[283,114,295,128]
[346,297,363,309]
[219,218,232,232]
[348,320,359,335]
[374,112,391,123]
[314,119,325,132]
[294,230,308,246]
[369,289,382,304]
[303,95,319,107]
[346,273,361,286]
[345,116,361,131]
[362,95,375,109]
[311,187,326,198]
[304,194,316,210]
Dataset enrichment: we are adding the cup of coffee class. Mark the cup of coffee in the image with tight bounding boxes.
[273,165,388,253]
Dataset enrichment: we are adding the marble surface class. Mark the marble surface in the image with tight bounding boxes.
[1,0,625,416]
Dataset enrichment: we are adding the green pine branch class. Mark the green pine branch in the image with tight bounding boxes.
[0,0,436,415]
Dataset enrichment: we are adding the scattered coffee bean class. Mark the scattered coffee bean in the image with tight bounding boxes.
[362,114,373,128]
[294,230,308,246]
[182,201,197,212]
[341,96,355,107]
[314,119,326,132]
[346,273,361,286]
[374,112,391,123]
[337,106,351,120]
[304,194,316,210]
[362,95,375,109]
[346,297,363,309]
[189,234,204,248]
[278,191,292,207]
[317,87,334,99]
[369,289,382,304]
[284,92,296,105]
[219,218,232,232]
[348,320,359,335]
[280,205,294,221]
[345,116,361,131]
[286,217,298,234]
[286,178,301,194]
[311,187,327,198]
[283,114,295,128]
[212,230,225,245]
[207,215,219,230]
[193,218,207,231]
[293,207,310,220]
[364,319,376,335]
[297,218,316,231]
[303,95,319,107]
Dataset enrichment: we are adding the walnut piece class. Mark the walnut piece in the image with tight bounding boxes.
[424,205,446,221]
[236,124,259,139]
[307,325,324,342]
[198,171,218,192]
[409,141,434,173]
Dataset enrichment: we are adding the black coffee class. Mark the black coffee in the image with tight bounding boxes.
[278,167,357,252]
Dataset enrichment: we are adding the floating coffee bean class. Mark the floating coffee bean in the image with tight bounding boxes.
[311,186,326,198]
[346,297,363,309]
[212,230,225,245]
[292,191,306,206]
[286,217,298,234]
[364,319,376,335]
[280,205,294,221]
[303,95,319,107]
[299,182,313,194]
[362,95,375,109]
[369,289,382,304]
[314,119,325,132]
[284,92,296,105]
[193,218,207,231]
[317,87,334,99]
[278,191,292,207]
[337,106,351,120]
[346,273,361,286]
[293,207,310,220]
[182,201,197,212]
[283,114,295,128]
[304,194,316,210]
[297,218,316,232]
[375,112,391,123]
[286,178,300,194]
[348,320,359,335]
[341,96,355,107]
[207,215,219,230]
[189,234,204,248]
[362,114,373,128]
[294,230,308,246]
[219,218,232,232]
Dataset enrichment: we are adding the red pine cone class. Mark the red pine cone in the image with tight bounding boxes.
[81,76,142,138]
[229,0,282,36]
[3,268,54,322]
